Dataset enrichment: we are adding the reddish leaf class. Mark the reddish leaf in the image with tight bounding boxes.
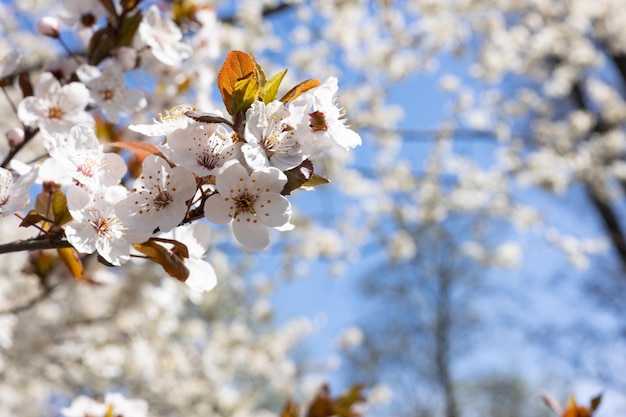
[133,240,190,282]
[307,385,333,417]
[217,50,256,114]
[109,140,161,162]
[280,78,320,103]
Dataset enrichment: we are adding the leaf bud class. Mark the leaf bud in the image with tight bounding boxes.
[5,127,24,148]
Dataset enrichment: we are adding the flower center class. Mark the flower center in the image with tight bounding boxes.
[81,13,96,27]
[77,163,95,178]
[309,111,328,132]
[48,104,63,121]
[99,88,115,104]
[0,194,9,207]
[154,189,173,210]
[89,216,113,237]
[233,191,257,217]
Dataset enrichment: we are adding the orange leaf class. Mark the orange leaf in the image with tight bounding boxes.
[217,50,256,114]
[133,240,190,282]
[109,141,162,163]
[280,78,321,103]
[57,247,84,280]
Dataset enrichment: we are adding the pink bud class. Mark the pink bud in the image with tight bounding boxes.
[113,47,139,71]
[6,128,24,148]
[38,16,60,38]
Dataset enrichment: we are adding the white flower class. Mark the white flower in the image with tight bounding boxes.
[160,222,217,292]
[167,121,241,177]
[0,49,22,78]
[17,72,93,135]
[129,104,195,137]
[65,185,151,266]
[116,155,196,233]
[138,5,192,67]
[204,160,292,251]
[40,125,126,190]
[57,0,106,44]
[0,166,37,216]
[77,60,147,123]
[243,100,305,171]
[289,76,362,152]
[62,392,148,417]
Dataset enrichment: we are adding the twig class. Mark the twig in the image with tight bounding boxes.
[0,237,73,255]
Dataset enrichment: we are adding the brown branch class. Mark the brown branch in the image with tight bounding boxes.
[0,238,73,255]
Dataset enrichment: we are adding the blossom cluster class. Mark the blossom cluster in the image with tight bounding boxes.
[0,4,361,294]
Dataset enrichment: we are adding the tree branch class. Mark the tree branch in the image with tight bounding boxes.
[0,238,73,255]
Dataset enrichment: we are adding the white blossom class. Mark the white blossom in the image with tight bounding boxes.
[289,76,362,152]
[17,72,93,135]
[40,124,126,190]
[138,5,192,67]
[77,60,147,123]
[243,100,305,171]
[167,121,241,177]
[129,104,195,137]
[116,155,196,233]
[65,185,151,266]
[160,221,217,292]
[204,160,292,251]
[0,166,37,216]
[0,49,21,78]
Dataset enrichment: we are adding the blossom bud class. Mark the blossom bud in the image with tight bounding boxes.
[5,128,24,148]
[38,16,60,38]
[113,47,139,71]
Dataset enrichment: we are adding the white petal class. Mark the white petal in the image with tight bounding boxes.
[203,195,232,224]
[250,166,287,194]
[184,258,217,292]
[232,216,270,251]
[215,160,250,197]
[255,193,291,227]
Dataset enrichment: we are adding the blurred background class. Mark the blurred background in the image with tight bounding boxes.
[1,0,626,416]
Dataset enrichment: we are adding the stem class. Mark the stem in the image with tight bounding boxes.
[1,127,38,168]
[0,238,73,255]
[1,85,18,115]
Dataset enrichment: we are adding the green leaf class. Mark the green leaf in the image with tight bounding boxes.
[88,25,118,65]
[231,77,259,115]
[263,68,287,103]
[119,11,142,46]
[302,174,331,188]
[51,190,73,226]
[253,55,267,90]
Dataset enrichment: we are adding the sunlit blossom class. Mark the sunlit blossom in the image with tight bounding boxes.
[65,185,151,266]
[17,72,93,135]
[167,121,241,177]
[204,160,291,251]
[0,167,37,216]
[77,60,147,123]
[40,124,126,190]
[138,5,192,67]
[116,155,196,233]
